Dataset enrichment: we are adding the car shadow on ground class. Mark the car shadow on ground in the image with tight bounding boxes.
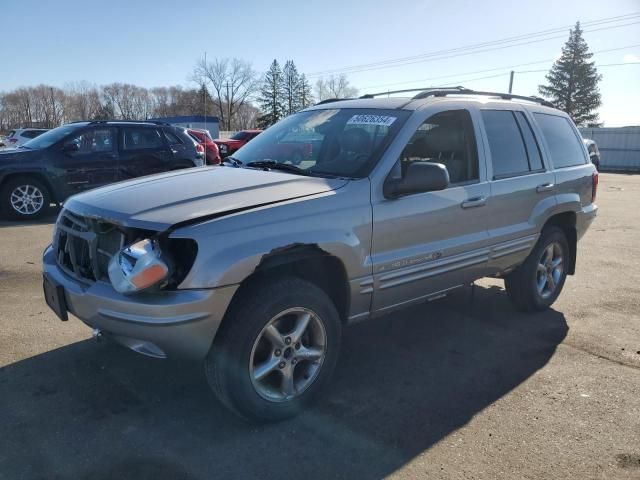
[0,206,59,228]
[0,284,567,480]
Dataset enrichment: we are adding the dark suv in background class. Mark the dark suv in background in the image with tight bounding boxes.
[0,121,202,219]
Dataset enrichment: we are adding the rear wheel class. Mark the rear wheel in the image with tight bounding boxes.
[505,226,569,312]
[1,177,51,220]
[205,277,341,422]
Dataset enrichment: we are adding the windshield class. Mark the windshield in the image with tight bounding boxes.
[22,124,82,149]
[231,108,409,178]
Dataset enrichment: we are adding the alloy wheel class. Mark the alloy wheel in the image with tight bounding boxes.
[249,307,327,402]
[10,184,45,215]
[536,242,564,299]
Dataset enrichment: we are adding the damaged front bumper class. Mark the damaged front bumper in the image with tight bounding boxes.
[43,245,237,360]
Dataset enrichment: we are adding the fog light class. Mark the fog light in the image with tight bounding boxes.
[108,239,169,294]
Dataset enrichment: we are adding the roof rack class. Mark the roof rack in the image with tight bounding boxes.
[359,86,554,108]
[314,98,354,106]
[359,87,462,99]
[87,120,171,126]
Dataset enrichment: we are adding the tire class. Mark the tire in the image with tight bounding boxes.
[1,176,51,220]
[205,276,341,422]
[504,226,569,312]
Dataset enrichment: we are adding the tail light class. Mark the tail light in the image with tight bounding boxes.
[9,138,17,143]
[591,171,599,203]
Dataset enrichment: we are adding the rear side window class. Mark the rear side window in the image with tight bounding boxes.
[163,130,183,145]
[122,128,164,150]
[533,113,586,168]
[482,110,529,178]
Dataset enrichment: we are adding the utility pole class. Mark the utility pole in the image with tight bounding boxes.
[203,51,207,165]
[508,70,514,94]
[226,82,231,131]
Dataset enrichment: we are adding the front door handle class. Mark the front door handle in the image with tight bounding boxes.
[461,196,487,209]
[536,183,555,193]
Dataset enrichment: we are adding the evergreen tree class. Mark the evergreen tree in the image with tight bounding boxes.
[283,60,301,115]
[197,83,214,117]
[257,60,285,128]
[538,22,602,126]
[298,74,314,109]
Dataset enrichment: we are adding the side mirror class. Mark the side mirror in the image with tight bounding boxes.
[384,162,449,198]
[62,142,79,153]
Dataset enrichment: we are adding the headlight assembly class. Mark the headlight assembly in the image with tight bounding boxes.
[108,238,170,294]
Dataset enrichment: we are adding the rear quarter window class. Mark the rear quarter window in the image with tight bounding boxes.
[533,113,586,168]
[164,130,183,145]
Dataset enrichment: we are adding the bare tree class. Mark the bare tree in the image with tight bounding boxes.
[192,57,257,130]
[235,103,260,129]
[64,81,102,121]
[315,74,358,101]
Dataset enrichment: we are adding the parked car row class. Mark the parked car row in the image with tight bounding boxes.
[0,121,205,219]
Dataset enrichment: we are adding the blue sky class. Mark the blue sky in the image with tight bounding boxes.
[2,0,639,125]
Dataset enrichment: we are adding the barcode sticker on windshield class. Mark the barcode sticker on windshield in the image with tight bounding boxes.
[346,114,397,127]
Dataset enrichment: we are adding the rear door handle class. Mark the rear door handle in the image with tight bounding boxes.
[536,183,555,193]
[461,196,487,209]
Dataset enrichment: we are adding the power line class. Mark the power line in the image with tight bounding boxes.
[516,62,640,74]
[358,43,640,91]
[307,13,640,78]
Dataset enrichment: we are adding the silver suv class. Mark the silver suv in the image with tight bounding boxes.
[42,88,598,421]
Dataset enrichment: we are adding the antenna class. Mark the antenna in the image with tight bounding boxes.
[203,51,207,164]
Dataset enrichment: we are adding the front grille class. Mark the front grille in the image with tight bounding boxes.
[54,210,125,283]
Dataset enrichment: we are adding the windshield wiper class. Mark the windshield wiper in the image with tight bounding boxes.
[221,156,242,167]
[246,160,308,176]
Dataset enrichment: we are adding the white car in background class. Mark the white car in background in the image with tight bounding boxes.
[2,128,48,149]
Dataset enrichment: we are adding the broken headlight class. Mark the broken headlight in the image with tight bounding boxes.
[108,238,170,294]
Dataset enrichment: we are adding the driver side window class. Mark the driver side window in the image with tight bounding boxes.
[398,110,479,186]
[70,128,114,154]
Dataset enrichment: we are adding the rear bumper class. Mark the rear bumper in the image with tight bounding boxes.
[43,246,237,360]
[576,203,598,240]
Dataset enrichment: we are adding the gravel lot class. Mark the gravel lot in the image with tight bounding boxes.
[1,173,639,479]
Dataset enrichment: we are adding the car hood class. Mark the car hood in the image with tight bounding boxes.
[0,148,39,162]
[64,167,349,231]
[213,138,242,146]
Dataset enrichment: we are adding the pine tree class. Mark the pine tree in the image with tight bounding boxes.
[538,22,602,126]
[197,83,214,117]
[283,60,301,115]
[298,74,314,109]
[257,60,285,128]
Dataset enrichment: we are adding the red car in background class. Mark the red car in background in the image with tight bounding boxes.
[188,128,221,165]
[213,129,262,157]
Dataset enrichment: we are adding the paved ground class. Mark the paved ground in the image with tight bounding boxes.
[0,173,639,480]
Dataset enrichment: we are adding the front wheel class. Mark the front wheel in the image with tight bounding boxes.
[205,277,341,422]
[1,177,51,220]
[505,226,569,312]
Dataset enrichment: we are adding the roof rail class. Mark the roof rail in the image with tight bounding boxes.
[359,86,554,108]
[412,87,554,107]
[87,120,171,126]
[360,87,467,99]
[314,98,353,106]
